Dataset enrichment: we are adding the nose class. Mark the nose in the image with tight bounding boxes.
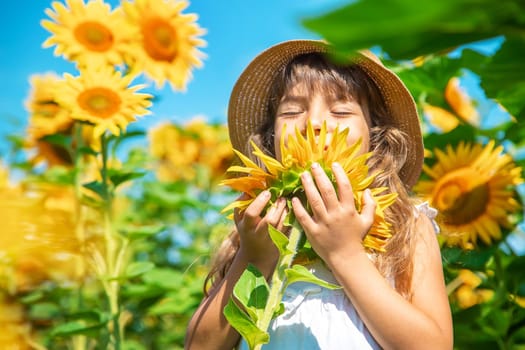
[308,115,323,135]
[306,101,324,135]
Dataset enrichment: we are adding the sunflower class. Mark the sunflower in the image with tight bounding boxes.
[221,121,397,252]
[42,0,135,68]
[149,121,200,182]
[447,269,494,309]
[185,119,234,181]
[25,73,73,140]
[0,184,83,292]
[148,119,234,184]
[54,66,152,138]
[415,141,523,248]
[29,139,74,167]
[122,0,206,90]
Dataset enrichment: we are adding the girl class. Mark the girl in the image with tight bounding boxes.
[185,40,453,349]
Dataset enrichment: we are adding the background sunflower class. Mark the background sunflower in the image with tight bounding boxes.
[122,0,206,90]
[42,0,136,68]
[415,141,523,249]
[54,66,152,137]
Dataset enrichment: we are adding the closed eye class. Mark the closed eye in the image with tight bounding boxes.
[278,110,303,118]
[331,111,352,117]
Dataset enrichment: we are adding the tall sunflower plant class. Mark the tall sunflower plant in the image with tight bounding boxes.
[221,121,397,350]
[23,0,207,348]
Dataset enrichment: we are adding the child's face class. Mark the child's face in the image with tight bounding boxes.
[273,83,371,161]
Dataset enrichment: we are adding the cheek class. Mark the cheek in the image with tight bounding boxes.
[346,127,370,155]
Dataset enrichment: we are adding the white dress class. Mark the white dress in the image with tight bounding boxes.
[238,202,439,350]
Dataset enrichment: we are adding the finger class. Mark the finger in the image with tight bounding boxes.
[332,162,355,207]
[301,170,327,219]
[291,196,315,231]
[276,206,290,233]
[243,190,271,224]
[266,197,286,227]
[233,193,250,222]
[310,162,339,210]
[361,189,377,228]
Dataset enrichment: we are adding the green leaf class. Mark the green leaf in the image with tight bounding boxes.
[144,181,205,209]
[121,283,164,299]
[29,302,60,320]
[232,264,269,322]
[108,129,145,154]
[303,0,522,60]
[273,302,285,319]
[125,261,155,278]
[142,268,184,290]
[118,223,166,241]
[50,320,105,338]
[122,339,148,350]
[82,180,106,199]
[108,168,146,187]
[284,265,341,290]
[483,309,512,338]
[441,245,497,270]
[41,133,72,149]
[223,298,269,350]
[77,145,99,156]
[148,289,198,315]
[422,124,478,157]
[476,37,525,119]
[19,290,44,304]
[505,255,525,291]
[268,225,293,256]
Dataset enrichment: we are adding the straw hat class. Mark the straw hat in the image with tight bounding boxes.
[227,40,423,188]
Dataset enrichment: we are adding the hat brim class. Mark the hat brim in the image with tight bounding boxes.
[228,40,423,188]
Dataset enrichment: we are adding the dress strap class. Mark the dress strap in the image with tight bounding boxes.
[415,201,440,234]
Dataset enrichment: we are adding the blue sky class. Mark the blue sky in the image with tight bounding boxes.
[0,0,350,156]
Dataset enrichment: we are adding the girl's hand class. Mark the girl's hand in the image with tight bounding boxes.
[291,162,376,266]
[234,191,288,272]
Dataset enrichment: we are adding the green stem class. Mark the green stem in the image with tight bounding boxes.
[254,221,302,350]
[100,133,122,350]
[72,123,87,350]
[73,123,86,277]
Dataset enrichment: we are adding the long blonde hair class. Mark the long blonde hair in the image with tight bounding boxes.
[205,53,418,299]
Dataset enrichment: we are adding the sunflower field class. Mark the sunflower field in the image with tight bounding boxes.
[1,0,524,349]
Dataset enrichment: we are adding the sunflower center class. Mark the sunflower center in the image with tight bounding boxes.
[74,21,114,52]
[36,100,61,118]
[77,87,121,119]
[432,167,489,225]
[142,17,178,62]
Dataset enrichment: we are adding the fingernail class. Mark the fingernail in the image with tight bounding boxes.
[311,162,319,169]
[332,162,341,169]
[301,171,311,180]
